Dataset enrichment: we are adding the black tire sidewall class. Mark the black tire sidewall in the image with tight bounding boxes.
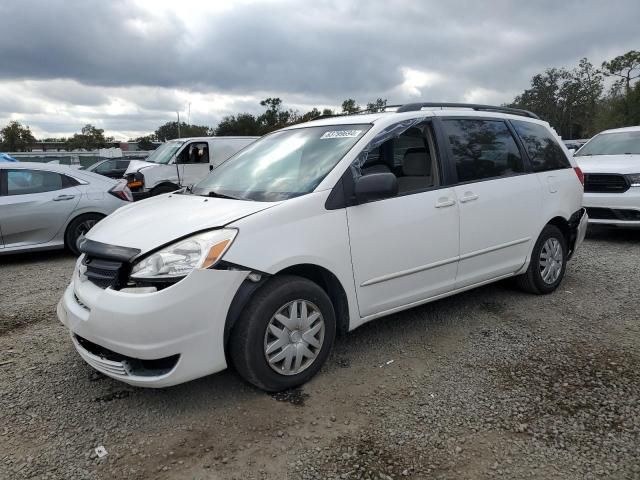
[530,225,568,294]
[65,214,103,256]
[232,276,336,392]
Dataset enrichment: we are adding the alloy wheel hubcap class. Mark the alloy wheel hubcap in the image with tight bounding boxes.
[264,299,325,376]
[539,237,563,285]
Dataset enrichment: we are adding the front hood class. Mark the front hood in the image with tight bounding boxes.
[124,160,157,175]
[574,154,640,174]
[86,193,280,253]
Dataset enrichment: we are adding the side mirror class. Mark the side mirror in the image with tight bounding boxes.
[355,172,398,204]
[568,148,576,156]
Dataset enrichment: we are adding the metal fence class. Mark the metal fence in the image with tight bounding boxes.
[7,151,150,169]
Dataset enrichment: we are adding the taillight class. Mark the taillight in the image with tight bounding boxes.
[109,181,134,202]
[574,166,584,186]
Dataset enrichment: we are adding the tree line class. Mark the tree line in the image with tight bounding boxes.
[0,97,386,151]
[2,49,638,151]
[508,50,640,139]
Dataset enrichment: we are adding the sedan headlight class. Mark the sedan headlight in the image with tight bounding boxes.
[627,173,640,187]
[130,229,237,280]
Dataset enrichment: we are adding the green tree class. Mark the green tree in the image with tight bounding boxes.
[341,99,360,114]
[510,62,604,138]
[366,98,387,112]
[0,121,36,151]
[66,124,112,150]
[601,50,640,93]
[154,121,210,141]
[215,113,261,136]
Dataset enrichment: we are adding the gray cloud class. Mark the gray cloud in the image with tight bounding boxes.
[1,0,639,137]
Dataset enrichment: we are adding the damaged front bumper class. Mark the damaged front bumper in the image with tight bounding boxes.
[57,264,248,387]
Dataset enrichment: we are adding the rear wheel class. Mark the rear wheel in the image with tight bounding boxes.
[64,213,104,256]
[229,275,336,392]
[516,224,567,294]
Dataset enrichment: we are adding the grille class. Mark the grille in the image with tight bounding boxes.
[74,335,179,377]
[586,207,640,221]
[584,174,629,193]
[82,256,126,289]
[73,335,129,376]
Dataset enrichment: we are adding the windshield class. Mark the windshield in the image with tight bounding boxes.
[145,140,184,164]
[576,132,640,156]
[191,124,371,201]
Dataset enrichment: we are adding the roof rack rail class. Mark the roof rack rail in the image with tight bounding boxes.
[395,102,540,119]
[313,104,403,120]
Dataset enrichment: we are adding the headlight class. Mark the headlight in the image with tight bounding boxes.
[130,229,237,280]
[627,173,640,187]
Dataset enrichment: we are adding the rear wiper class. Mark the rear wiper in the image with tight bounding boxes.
[207,190,241,200]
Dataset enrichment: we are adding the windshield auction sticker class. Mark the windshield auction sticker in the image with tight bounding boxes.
[321,130,363,139]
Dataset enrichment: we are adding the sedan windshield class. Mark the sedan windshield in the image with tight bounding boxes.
[192,124,370,201]
[576,132,640,156]
[145,140,184,164]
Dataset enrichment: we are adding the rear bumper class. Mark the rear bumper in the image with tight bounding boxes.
[568,208,588,259]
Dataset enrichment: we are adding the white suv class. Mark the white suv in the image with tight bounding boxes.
[57,103,587,392]
[573,126,640,227]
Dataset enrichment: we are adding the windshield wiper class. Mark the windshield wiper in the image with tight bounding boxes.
[207,190,242,200]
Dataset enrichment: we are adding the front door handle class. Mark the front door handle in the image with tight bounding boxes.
[459,192,479,203]
[53,194,75,201]
[209,165,213,171]
[435,198,456,208]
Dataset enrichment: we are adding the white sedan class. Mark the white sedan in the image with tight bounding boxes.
[0,162,132,255]
[574,126,640,227]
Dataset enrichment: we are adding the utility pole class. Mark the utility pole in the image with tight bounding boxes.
[187,103,191,126]
[177,111,181,139]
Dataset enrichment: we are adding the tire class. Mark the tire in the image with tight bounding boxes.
[229,275,336,392]
[150,184,179,196]
[516,224,567,295]
[64,213,104,256]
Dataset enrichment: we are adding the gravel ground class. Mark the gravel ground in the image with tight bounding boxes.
[1,227,639,479]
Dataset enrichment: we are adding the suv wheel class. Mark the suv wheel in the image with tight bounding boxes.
[516,224,567,294]
[229,275,336,392]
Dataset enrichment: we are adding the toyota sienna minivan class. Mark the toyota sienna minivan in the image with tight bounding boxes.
[57,103,588,392]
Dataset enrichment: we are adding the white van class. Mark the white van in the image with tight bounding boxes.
[124,136,258,199]
[57,103,587,392]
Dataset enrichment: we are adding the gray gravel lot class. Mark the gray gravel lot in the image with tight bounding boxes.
[1,227,639,479]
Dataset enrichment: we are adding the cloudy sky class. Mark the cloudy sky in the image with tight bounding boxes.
[1,0,639,140]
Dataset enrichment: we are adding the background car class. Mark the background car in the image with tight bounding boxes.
[85,158,131,179]
[0,153,18,162]
[0,162,132,255]
[573,126,640,227]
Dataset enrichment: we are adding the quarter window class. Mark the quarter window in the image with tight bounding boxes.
[512,120,571,172]
[442,119,525,183]
[7,170,65,196]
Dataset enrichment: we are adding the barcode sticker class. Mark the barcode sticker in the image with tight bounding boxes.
[321,130,363,139]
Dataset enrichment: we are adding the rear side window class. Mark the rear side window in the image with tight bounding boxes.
[442,119,525,183]
[7,170,65,195]
[512,120,571,172]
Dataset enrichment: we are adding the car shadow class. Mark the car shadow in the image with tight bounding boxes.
[0,248,75,265]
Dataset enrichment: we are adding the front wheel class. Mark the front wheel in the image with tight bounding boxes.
[516,224,567,294]
[229,275,336,392]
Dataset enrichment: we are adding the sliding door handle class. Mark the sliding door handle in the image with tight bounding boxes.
[459,193,479,203]
[435,198,456,208]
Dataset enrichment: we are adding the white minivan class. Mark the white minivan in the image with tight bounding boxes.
[124,136,258,199]
[57,103,588,392]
